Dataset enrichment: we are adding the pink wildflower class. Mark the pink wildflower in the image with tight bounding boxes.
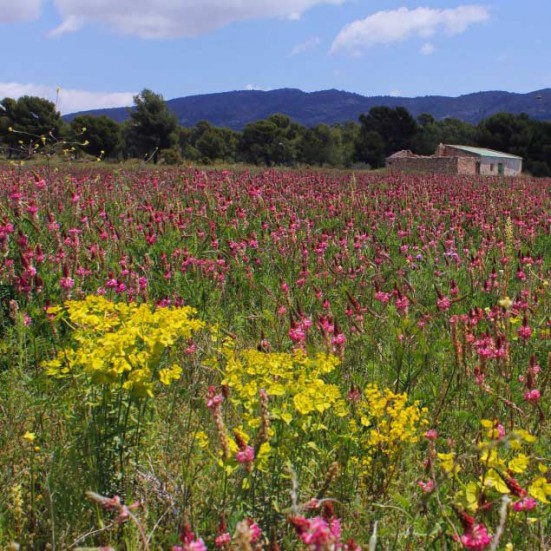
[289,323,306,343]
[460,523,492,550]
[418,479,435,493]
[215,531,231,548]
[437,296,451,311]
[236,445,255,465]
[425,429,438,440]
[395,295,409,314]
[289,515,342,550]
[512,497,537,512]
[374,291,390,304]
[523,389,541,403]
[176,524,208,551]
[206,386,224,409]
[59,276,74,289]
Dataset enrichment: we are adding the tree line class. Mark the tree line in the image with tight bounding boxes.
[1,88,550,176]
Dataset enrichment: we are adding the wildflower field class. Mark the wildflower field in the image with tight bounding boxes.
[0,165,549,550]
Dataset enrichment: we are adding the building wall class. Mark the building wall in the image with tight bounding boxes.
[387,146,522,176]
[387,155,479,175]
[479,156,522,176]
[439,145,522,176]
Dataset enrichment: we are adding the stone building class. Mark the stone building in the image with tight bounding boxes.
[386,144,522,176]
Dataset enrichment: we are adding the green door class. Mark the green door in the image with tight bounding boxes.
[498,163,504,175]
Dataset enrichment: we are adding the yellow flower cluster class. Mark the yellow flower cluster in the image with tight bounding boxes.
[358,384,427,455]
[444,420,551,513]
[220,345,347,423]
[43,295,204,397]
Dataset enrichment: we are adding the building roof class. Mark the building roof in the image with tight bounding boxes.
[387,150,415,159]
[445,144,522,160]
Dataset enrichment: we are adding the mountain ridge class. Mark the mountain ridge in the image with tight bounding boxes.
[64,87,551,129]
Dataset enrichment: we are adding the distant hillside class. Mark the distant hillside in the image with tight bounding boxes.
[65,88,551,129]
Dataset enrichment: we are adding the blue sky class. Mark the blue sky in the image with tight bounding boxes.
[0,0,549,113]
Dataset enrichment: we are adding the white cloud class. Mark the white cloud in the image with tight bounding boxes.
[0,0,43,23]
[0,82,135,114]
[245,84,267,91]
[420,42,435,55]
[388,90,404,97]
[330,5,489,55]
[48,15,85,37]
[291,36,321,56]
[51,0,344,39]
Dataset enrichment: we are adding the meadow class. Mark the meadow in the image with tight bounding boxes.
[0,165,549,550]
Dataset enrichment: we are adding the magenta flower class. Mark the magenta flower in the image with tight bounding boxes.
[215,531,231,548]
[523,389,541,403]
[206,386,224,409]
[512,497,537,512]
[59,276,74,289]
[460,523,492,550]
[236,445,255,465]
[418,479,435,493]
[425,429,438,440]
[437,296,451,311]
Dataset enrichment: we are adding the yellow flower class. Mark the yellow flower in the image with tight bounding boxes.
[23,431,36,442]
[43,296,204,397]
[508,454,529,474]
[438,452,460,474]
[159,364,183,385]
[528,477,551,503]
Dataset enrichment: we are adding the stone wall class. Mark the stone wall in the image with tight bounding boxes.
[387,155,478,175]
[457,156,479,175]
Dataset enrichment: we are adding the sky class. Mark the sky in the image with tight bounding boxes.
[0,0,549,114]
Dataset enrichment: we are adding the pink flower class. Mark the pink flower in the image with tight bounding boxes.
[523,389,541,403]
[460,523,492,550]
[215,532,231,548]
[206,386,224,409]
[246,519,262,542]
[374,291,390,304]
[290,515,341,549]
[236,445,255,465]
[425,429,438,440]
[59,276,74,289]
[289,324,306,343]
[176,524,208,551]
[418,479,435,493]
[512,497,537,512]
[517,321,532,341]
[395,295,409,314]
[437,296,451,311]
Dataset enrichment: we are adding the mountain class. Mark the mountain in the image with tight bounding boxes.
[64,88,551,129]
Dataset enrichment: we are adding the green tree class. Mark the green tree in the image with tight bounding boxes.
[476,113,533,158]
[125,89,178,163]
[299,124,342,167]
[238,114,303,166]
[412,115,477,156]
[354,130,386,168]
[0,95,63,158]
[358,106,418,157]
[70,115,122,159]
[334,121,360,168]
[193,121,238,162]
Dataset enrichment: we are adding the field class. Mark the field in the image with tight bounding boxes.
[0,165,549,550]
